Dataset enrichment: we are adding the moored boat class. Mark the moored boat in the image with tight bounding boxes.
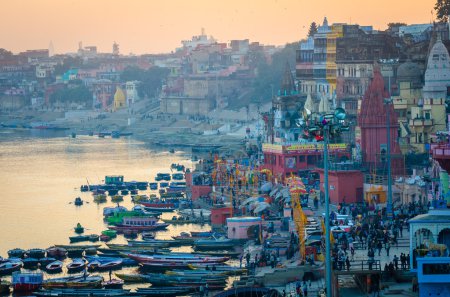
[74,223,84,234]
[66,259,86,272]
[46,247,67,258]
[193,237,234,250]
[111,195,123,203]
[22,258,39,269]
[26,248,46,259]
[127,253,229,264]
[12,272,43,292]
[8,248,25,258]
[0,261,22,275]
[69,235,90,243]
[149,182,158,190]
[45,260,63,273]
[93,194,107,203]
[102,279,124,289]
[39,257,57,266]
[66,275,103,289]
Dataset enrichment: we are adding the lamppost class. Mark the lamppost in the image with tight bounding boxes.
[379,58,399,219]
[297,107,348,297]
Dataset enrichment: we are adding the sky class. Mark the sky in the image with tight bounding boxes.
[0,0,437,55]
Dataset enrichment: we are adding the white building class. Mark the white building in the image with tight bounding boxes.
[125,81,140,106]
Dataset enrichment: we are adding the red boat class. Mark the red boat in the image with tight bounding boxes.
[12,272,43,292]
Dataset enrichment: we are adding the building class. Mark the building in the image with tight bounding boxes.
[92,79,118,109]
[113,86,126,111]
[125,81,139,106]
[358,67,404,176]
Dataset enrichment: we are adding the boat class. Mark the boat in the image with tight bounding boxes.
[34,288,129,297]
[140,262,193,271]
[127,253,229,264]
[43,274,86,289]
[111,195,123,203]
[194,237,234,250]
[0,280,10,294]
[162,216,206,225]
[195,250,241,258]
[143,206,176,212]
[22,258,39,269]
[102,279,124,289]
[141,231,155,240]
[74,197,83,206]
[88,260,122,271]
[89,234,100,242]
[0,261,22,275]
[188,263,247,274]
[84,247,97,255]
[26,248,46,259]
[7,248,25,258]
[12,272,43,292]
[85,256,136,266]
[149,182,158,190]
[74,223,84,234]
[123,229,138,238]
[46,247,67,258]
[45,260,63,273]
[160,182,169,188]
[136,182,148,190]
[115,273,149,282]
[66,259,86,272]
[66,275,103,289]
[93,194,107,203]
[108,217,169,232]
[101,230,117,238]
[135,287,193,296]
[120,189,129,195]
[155,173,171,181]
[39,257,57,266]
[172,173,184,180]
[108,189,119,196]
[70,235,90,243]
[100,235,110,242]
[129,189,138,195]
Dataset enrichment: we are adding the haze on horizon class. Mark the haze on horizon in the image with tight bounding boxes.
[1,0,436,55]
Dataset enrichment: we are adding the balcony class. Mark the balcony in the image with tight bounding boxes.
[409,118,433,128]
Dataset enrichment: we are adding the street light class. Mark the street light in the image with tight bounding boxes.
[297,106,348,297]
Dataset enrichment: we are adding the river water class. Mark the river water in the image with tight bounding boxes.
[0,129,210,256]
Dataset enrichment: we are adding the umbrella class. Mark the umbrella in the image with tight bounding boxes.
[253,202,271,213]
[260,182,273,192]
[242,197,258,205]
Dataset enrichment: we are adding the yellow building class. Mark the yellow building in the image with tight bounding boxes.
[113,86,126,111]
[326,24,344,94]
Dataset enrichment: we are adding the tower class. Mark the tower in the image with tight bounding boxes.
[358,68,404,175]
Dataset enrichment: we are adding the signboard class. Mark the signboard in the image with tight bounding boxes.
[262,143,347,154]
[285,157,296,169]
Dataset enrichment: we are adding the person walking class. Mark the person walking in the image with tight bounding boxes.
[385,242,390,257]
[393,255,399,270]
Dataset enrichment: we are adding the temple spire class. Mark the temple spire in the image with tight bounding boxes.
[280,62,295,96]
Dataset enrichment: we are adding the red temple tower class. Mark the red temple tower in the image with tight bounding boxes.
[358,68,404,176]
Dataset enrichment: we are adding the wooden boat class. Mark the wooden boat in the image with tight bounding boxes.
[0,261,22,275]
[43,274,85,289]
[66,275,103,289]
[141,231,155,240]
[188,264,247,275]
[162,216,206,225]
[74,197,83,206]
[89,234,100,242]
[102,279,124,289]
[70,235,90,243]
[115,273,149,282]
[126,240,170,248]
[195,250,241,258]
[45,260,63,273]
[120,189,129,195]
[46,247,67,258]
[74,223,84,234]
[66,259,86,272]
[143,206,175,212]
[140,262,193,271]
[12,272,43,292]
[23,258,39,269]
[93,194,107,203]
[0,280,10,294]
[101,230,117,238]
[26,248,46,259]
[54,244,100,252]
[193,237,234,250]
[127,253,229,264]
[111,195,123,203]
[149,183,158,190]
[108,223,169,232]
[7,248,25,258]
[85,256,136,266]
[88,260,122,271]
[123,229,138,238]
[34,288,129,297]
[160,182,169,187]
[39,257,57,266]
[135,287,193,297]
[84,247,97,255]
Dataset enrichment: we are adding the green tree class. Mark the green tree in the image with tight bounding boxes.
[435,0,450,22]
[54,56,83,76]
[308,22,318,37]
[121,66,170,98]
[50,85,92,106]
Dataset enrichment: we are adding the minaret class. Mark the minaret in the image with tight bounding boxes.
[48,41,54,57]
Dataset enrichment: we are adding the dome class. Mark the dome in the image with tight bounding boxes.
[397,61,422,83]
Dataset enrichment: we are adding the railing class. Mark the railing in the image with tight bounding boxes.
[334,259,381,273]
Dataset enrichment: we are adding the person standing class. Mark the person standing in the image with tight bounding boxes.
[385,242,390,257]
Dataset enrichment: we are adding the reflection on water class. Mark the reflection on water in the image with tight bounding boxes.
[0,130,209,256]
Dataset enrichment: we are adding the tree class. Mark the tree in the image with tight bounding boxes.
[435,0,450,22]
[50,85,92,106]
[308,22,318,37]
[54,56,83,76]
[387,22,407,30]
[121,66,170,98]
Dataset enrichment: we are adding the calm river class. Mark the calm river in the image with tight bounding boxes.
[0,129,209,256]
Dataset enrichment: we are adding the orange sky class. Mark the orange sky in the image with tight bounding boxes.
[1,0,437,55]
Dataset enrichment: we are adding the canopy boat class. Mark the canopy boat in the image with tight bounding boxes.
[193,237,234,250]
[66,259,86,272]
[45,260,63,273]
[12,272,43,292]
[26,248,46,259]
[0,261,22,275]
[7,248,25,258]
[23,258,39,269]
[74,223,84,234]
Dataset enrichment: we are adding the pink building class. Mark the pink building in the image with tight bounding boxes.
[227,217,262,240]
[316,168,364,204]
